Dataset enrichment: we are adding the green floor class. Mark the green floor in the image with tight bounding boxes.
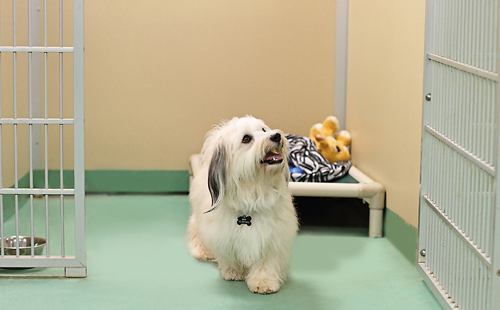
[0,195,442,310]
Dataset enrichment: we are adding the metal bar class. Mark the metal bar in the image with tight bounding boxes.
[490,0,500,307]
[482,0,488,70]
[487,172,494,260]
[474,247,480,309]
[458,234,465,307]
[29,0,33,177]
[428,52,498,81]
[0,118,74,125]
[15,195,19,257]
[29,0,35,257]
[31,0,43,173]
[59,0,65,258]
[60,194,64,257]
[486,79,492,165]
[424,195,492,269]
[0,188,74,195]
[495,0,499,72]
[0,256,85,268]
[45,193,49,257]
[472,1,478,70]
[13,0,20,258]
[30,195,34,257]
[465,249,472,309]
[472,74,480,168]
[0,0,3,259]
[486,0,491,72]
[480,250,487,310]
[0,46,74,53]
[449,219,456,306]
[43,0,50,258]
[29,127,34,259]
[480,0,486,71]
[73,0,86,269]
[425,125,495,176]
[334,0,348,130]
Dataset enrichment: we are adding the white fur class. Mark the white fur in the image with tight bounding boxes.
[187,116,298,294]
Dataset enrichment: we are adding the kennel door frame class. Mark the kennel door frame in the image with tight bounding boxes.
[334,0,348,131]
[0,0,86,277]
[417,0,500,309]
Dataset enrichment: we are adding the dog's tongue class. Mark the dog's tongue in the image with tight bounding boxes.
[265,152,283,161]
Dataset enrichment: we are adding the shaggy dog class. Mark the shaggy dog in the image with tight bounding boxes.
[187,116,298,294]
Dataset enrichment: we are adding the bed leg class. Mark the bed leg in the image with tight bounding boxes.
[364,183,385,238]
[369,209,384,238]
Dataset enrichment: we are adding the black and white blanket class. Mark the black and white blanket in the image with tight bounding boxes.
[286,134,352,182]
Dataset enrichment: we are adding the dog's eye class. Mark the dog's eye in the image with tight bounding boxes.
[262,128,266,132]
[242,135,252,144]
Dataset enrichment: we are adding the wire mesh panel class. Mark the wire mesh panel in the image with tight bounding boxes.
[418,0,500,309]
[0,0,85,277]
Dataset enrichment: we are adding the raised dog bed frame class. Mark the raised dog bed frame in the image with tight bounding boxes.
[189,154,385,238]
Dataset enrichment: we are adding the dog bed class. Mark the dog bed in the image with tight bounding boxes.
[189,153,384,238]
[286,134,352,182]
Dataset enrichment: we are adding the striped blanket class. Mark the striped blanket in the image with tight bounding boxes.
[286,134,352,182]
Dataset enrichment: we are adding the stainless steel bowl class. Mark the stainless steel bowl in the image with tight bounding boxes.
[2,236,46,256]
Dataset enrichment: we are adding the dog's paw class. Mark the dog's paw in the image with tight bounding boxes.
[190,245,216,262]
[220,267,246,281]
[247,278,280,294]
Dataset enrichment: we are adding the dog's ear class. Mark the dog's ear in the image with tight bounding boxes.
[271,130,291,183]
[204,142,227,213]
[282,134,291,184]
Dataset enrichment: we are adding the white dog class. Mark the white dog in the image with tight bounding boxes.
[188,116,298,294]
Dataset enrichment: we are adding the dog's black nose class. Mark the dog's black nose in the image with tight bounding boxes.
[270,133,281,143]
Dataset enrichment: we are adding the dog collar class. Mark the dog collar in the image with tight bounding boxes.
[237,215,252,226]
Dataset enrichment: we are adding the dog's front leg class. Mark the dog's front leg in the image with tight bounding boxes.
[187,216,216,261]
[246,256,285,294]
[217,256,246,281]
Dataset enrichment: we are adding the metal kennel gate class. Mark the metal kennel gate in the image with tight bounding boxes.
[418,0,500,309]
[0,0,85,277]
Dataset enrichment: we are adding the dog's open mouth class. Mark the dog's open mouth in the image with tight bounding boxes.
[261,151,283,165]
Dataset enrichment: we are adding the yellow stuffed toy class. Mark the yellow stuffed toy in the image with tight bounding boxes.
[309,116,351,163]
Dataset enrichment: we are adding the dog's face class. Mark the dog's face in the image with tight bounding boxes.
[203,116,289,213]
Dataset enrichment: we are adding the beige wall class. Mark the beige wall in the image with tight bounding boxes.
[85,0,337,170]
[346,0,426,227]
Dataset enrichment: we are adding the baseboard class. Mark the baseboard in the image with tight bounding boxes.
[384,208,418,265]
[84,170,189,193]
